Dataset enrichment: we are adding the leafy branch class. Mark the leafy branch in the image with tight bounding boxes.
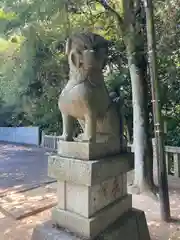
[95,0,124,32]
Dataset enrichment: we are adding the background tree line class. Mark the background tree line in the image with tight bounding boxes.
[0,0,180,146]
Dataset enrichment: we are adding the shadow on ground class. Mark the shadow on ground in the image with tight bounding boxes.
[0,143,54,192]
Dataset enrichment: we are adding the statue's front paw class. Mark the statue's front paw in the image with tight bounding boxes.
[59,134,73,142]
[75,133,94,143]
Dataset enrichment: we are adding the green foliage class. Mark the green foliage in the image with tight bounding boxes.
[0,0,180,145]
[0,8,16,20]
[0,7,70,133]
[155,0,180,145]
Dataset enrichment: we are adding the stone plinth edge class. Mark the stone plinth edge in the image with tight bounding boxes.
[58,140,122,160]
[31,208,150,240]
[48,153,134,186]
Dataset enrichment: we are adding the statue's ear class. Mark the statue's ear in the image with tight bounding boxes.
[70,51,81,68]
[65,38,71,55]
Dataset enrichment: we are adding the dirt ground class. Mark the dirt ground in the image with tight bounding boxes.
[1,143,180,240]
[133,191,180,240]
[1,193,180,240]
[0,143,54,240]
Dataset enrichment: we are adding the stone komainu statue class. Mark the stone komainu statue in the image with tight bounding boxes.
[58,32,124,145]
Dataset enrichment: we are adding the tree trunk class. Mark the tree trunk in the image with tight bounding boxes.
[127,52,146,191]
[123,0,157,194]
[143,0,170,220]
[98,0,157,195]
[126,45,156,194]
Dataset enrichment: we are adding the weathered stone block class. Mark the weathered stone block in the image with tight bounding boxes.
[31,208,150,240]
[48,153,133,186]
[57,140,121,160]
[52,195,132,239]
[56,174,127,217]
[57,181,65,209]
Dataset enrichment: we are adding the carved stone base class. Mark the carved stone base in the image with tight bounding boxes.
[55,174,127,218]
[31,144,150,240]
[48,153,134,186]
[52,195,132,239]
[57,140,122,160]
[31,208,151,240]
[47,153,134,238]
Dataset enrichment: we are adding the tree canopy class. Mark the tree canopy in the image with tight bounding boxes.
[0,0,179,146]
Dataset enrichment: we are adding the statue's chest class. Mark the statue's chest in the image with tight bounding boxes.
[60,79,99,101]
[59,77,110,118]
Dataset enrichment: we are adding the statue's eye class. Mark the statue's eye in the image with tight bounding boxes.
[84,45,88,50]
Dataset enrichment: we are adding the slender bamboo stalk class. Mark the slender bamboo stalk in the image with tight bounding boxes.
[143,0,170,221]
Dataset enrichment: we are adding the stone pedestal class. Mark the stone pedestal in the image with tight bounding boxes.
[31,141,151,240]
[57,140,121,160]
[32,209,150,240]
